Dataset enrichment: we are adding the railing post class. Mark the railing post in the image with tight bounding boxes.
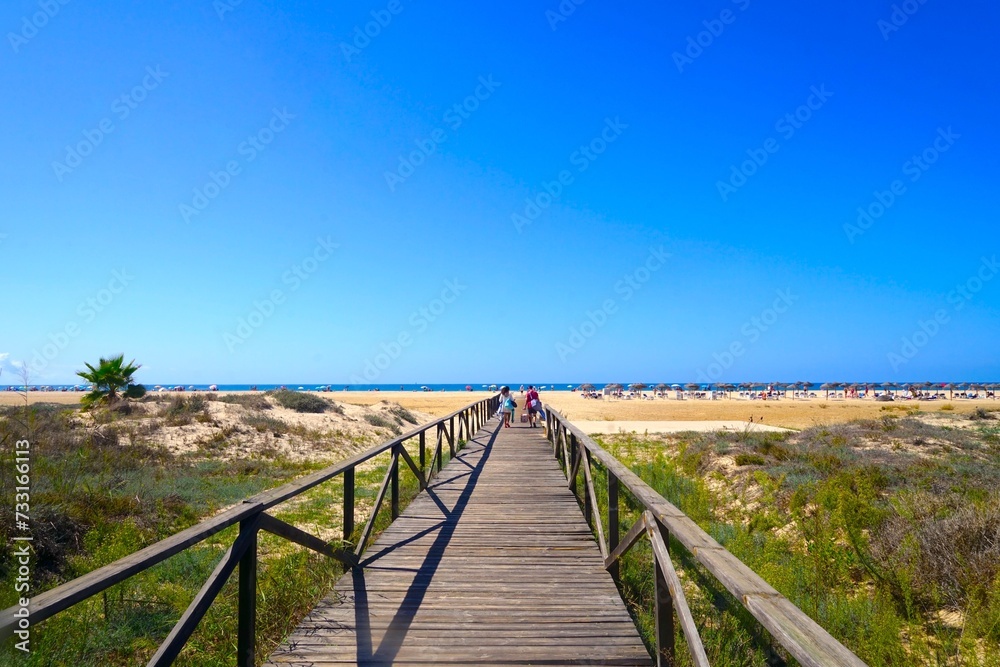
[654,521,675,666]
[419,431,426,473]
[437,424,443,472]
[583,449,593,527]
[608,471,620,580]
[569,433,579,498]
[343,468,355,542]
[449,416,456,456]
[390,445,400,520]
[237,518,258,667]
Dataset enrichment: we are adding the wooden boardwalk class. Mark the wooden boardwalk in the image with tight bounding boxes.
[266,417,652,666]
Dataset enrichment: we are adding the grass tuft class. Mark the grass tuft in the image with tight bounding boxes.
[269,390,329,413]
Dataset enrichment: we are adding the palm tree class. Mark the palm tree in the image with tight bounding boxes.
[76,355,146,409]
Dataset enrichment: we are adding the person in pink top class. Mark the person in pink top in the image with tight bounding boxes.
[525,385,544,427]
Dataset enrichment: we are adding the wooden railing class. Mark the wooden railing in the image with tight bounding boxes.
[0,394,500,666]
[544,407,868,667]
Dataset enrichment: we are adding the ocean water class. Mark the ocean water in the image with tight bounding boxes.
[8,382,992,393]
[9,382,581,392]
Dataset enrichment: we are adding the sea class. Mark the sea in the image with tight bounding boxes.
[11,383,587,392]
[7,382,988,393]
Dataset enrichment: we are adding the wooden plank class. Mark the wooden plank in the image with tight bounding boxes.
[259,513,356,566]
[605,514,647,570]
[582,448,608,560]
[646,512,709,667]
[267,418,651,666]
[354,454,398,557]
[744,594,868,667]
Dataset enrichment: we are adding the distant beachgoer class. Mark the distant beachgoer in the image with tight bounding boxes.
[499,386,516,428]
[519,384,525,394]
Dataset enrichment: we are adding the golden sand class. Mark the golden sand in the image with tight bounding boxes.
[4,389,995,430]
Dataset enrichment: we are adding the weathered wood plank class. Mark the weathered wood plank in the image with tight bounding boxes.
[267,418,651,666]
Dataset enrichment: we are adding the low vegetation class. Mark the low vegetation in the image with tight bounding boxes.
[209,392,271,411]
[363,412,401,435]
[592,410,1000,666]
[268,389,331,413]
[159,395,211,426]
[0,394,440,666]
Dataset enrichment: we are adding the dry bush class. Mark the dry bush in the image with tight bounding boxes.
[870,493,1000,609]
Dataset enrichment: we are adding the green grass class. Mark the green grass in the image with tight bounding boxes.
[0,403,460,666]
[579,418,1000,667]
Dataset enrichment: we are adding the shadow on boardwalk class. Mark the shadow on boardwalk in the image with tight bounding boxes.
[266,418,651,666]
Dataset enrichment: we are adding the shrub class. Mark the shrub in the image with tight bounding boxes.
[735,453,766,466]
[364,413,401,435]
[388,405,418,425]
[871,494,1000,610]
[214,393,271,411]
[270,390,328,413]
[755,440,790,460]
[161,395,208,426]
[242,411,288,435]
[970,407,994,421]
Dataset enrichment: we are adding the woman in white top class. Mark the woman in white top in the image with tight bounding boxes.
[499,386,516,428]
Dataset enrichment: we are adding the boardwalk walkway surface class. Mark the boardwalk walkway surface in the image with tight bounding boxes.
[266,417,652,666]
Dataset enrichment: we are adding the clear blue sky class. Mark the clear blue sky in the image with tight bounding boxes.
[2,0,998,385]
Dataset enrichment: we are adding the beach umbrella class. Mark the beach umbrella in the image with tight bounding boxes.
[820,383,832,399]
[685,383,699,397]
[654,382,669,396]
[629,382,648,393]
[579,383,595,391]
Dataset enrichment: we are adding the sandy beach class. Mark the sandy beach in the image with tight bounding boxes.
[4,389,996,430]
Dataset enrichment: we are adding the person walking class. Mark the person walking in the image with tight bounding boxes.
[525,385,545,427]
[499,386,517,428]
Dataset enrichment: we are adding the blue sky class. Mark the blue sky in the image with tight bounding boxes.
[1,0,998,385]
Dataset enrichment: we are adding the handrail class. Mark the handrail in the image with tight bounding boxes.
[544,407,868,667]
[1,393,501,666]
